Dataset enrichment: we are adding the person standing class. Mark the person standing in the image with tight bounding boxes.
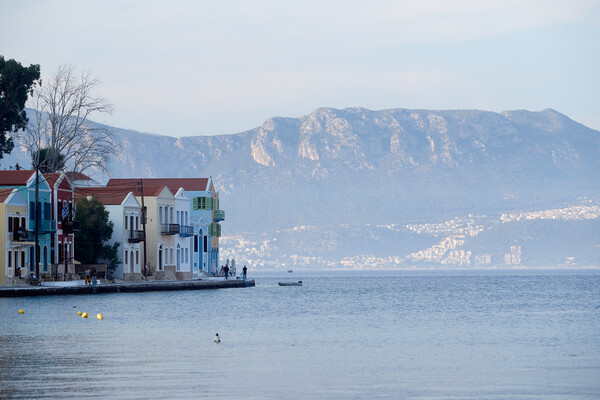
[223,265,229,279]
[242,265,247,278]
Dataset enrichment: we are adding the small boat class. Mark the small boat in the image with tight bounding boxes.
[278,281,302,286]
[287,269,293,273]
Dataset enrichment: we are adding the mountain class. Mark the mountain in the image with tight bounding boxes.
[5,107,600,269]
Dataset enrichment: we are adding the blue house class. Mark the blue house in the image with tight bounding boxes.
[0,170,55,275]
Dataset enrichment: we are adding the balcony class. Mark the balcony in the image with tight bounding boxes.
[62,220,79,233]
[128,230,145,243]
[11,229,34,243]
[179,225,194,237]
[161,223,180,235]
[213,210,225,222]
[29,219,57,234]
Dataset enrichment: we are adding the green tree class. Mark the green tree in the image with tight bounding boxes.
[74,197,120,271]
[0,56,40,161]
[32,147,66,173]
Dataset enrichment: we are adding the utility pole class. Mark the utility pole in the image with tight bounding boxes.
[34,167,40,280]
[140,180,148,279]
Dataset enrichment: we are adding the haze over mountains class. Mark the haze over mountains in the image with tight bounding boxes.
[6,107,600,269]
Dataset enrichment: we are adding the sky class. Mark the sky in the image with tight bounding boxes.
[1,0,599,137]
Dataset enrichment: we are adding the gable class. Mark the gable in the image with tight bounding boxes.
[122,192,141,208]
[6,190,27,207]
[175,188,189,200]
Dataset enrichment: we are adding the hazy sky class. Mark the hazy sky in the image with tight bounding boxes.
[1,0,599,137]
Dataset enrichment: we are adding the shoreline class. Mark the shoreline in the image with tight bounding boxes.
[0,278,255,297]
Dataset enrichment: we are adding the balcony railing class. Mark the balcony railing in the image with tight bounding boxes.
[62,220,79,233]
[213,210,225,222]
[29,219,57,234]
[179,225,194,237]
[11,229,34,243]
[128,230,145,243]
[161,223,180,235]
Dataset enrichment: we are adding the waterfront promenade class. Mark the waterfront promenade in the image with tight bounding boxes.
[0,278,255,297]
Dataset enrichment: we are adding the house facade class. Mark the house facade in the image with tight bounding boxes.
[174,188,192,279]
[106,177,224,277]
[0,189,33,285]
[75,188,143,281]
[0,170,55,276]
[45,173,75,272]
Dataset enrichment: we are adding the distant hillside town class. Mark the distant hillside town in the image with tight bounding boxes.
[0,170,225,285]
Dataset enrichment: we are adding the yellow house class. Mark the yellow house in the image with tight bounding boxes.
[1,188,34,285]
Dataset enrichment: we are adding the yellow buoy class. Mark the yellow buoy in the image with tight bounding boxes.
[97,314,103,320]
[18,309,24,314]
[77,311,83,316]
[82,312,88,319]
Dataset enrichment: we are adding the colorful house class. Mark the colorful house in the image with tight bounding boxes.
[45,173,75,273]
[1,188,33,285]
[75,188,143,280]
[106,178,223,277]
[123,185,178,278]
[0,170,54,276]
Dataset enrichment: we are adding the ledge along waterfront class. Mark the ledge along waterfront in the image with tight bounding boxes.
[0,278,255,297]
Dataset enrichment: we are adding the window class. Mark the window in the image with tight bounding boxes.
[194,235,198,252]
[58,201,63,221]
[194,197,211,210]
[125,215,128,230]
[130,216,134,231]
[203,235,207,252]
[136,250,139,265]
[8,217,12,233]
[170,207,173,224]
[159,206,163,224]
[170,248,173,264]
[136,216,139,229]
[8,250,12,271]
[185,248,188,264]
[177,211,180,225]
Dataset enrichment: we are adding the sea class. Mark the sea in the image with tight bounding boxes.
[1,269,599,399]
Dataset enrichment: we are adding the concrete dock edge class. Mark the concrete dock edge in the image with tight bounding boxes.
[0,279,255,297]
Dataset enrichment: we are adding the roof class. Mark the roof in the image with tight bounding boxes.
[66,171,94,181]
[0,170,36,186]
[127,185,170,197]
[74,187,131,205]
[0,188,14,202]
[44,172,72,191]
[106,178,210,193]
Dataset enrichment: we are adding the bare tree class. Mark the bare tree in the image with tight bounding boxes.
[22,64,115,174]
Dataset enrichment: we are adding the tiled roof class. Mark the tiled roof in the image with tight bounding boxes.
[0,188,15,202]
[128,185,170,197]
[44,173,61,189]
[107,178,209,192]
[0,170,35,186]
[74,187,131,205]
[66,171,93,181]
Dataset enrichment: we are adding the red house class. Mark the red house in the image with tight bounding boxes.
[44,173,75,272]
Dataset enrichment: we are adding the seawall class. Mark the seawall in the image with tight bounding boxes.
[0,279,255,297]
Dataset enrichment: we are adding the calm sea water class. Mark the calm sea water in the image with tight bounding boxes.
[1,270,599,399]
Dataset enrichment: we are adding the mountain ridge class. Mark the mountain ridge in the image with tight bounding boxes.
[4,106,599,268]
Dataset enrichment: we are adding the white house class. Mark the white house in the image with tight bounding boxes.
[76,188,143,280]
